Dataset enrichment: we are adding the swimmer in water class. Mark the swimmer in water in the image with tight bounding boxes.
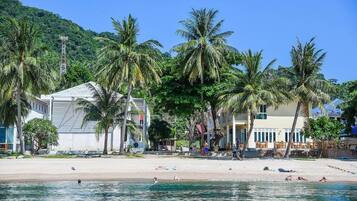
[153,177,158,184]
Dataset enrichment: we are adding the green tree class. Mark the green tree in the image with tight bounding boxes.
[150,57,203,146]
[59,61,93,89]
[23,118,58,153]
[220,50,287,158]
[0,86,31,128]
[340,81,357,132]
[148,118,172,150]
[0,17,54,154]
[77,83,125,154]
[96,15,161,153]
[283,38,332,158]
[175,8,234,146]
[175,8,233,83]
[304,116,342,157]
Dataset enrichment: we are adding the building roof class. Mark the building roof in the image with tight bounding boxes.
[41,82,145,111]
[41,82,113,100]
[312,99,343,117]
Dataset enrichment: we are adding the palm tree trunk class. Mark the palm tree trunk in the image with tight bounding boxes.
[103,128,109,155]
[16,81,25,154]
[241,113,255,158]
[120,81,132,153]
[284,101,302,158]
[200,53,206,149]
[211,105,220,149]
[200,73,205,149]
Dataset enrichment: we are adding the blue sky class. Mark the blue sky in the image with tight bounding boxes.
[22,0,357,82]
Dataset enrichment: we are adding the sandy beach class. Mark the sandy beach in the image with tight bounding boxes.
[0,156,356,183]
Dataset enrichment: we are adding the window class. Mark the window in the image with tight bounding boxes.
[285,132,288,142]
[266,132,269,141]
[258,132,261,142]
[300,133,303,142]
[269,132,272,143]
[0,127,6,143]
[273,132,276,142]
[254,132,257,142]
[293,132,295,142]
[256,105,267,119]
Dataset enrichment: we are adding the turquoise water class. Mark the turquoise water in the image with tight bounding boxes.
[0,181,356,200]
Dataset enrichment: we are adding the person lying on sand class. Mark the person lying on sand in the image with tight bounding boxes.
[278,168,296,173]
[285,175,292,181]
[173,176,180,181]
[319,177,327,183]
[297,176,307,181]
[263,166,275,171]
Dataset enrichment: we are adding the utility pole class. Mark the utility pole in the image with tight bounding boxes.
[59,36,68,76]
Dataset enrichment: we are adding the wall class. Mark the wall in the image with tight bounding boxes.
[55,125,121,151]
[51,100,121,151]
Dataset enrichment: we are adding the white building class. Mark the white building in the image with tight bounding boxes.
[217,102,312,149]
[0,97,48,152]
[1,82,150,153]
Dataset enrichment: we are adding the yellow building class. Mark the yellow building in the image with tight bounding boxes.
[219,102,312,149]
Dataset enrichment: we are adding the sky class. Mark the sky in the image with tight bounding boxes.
[21,0,357,82]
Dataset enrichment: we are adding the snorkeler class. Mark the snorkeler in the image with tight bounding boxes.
[153,177,158,184]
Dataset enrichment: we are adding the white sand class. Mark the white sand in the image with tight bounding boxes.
[0,156,356,183]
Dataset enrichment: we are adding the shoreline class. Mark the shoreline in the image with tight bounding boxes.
[1,157,356,183]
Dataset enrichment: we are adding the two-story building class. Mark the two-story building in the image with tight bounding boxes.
[217,102,312,149]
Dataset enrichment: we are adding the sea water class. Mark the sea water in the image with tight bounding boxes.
[0,181,356,200]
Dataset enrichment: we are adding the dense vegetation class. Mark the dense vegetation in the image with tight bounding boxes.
[0,0,116,63]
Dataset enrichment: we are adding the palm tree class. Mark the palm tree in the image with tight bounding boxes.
[96,15,161,153]
[220,50,287,158]
[77,83,124,154]
[175,8,234,83]
[284,38,331,158]
[0,17,54,154]
[175,8,234,146]
[0,89,31,128]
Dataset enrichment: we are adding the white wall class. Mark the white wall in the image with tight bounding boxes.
[51,100,122,151]
[54,125,121,151]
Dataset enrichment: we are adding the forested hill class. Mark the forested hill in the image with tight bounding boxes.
[0,0,115,63]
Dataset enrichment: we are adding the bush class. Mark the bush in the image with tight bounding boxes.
[176,140,189,148]
[23,118,58,153]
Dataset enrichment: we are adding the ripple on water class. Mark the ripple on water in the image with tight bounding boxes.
[0,181,356,201]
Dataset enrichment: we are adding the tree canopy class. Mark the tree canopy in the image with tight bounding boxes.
[23,118,58,152]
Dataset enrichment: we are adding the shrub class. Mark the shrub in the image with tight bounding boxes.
[23,118,58,153]
[176,140,189,148]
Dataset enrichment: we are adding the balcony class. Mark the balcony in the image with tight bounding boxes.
[234,113,248,125]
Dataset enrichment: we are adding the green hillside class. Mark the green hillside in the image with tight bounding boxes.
[0,0,115,63]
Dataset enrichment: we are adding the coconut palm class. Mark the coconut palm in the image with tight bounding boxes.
[220,50,287,158]
[175,8,234,146]
[283,38,332,158]
[0,89,31,128]
[96,15,161,153]
[77,83,141,154]
[0,17,54,154]
[175,8,234,83]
